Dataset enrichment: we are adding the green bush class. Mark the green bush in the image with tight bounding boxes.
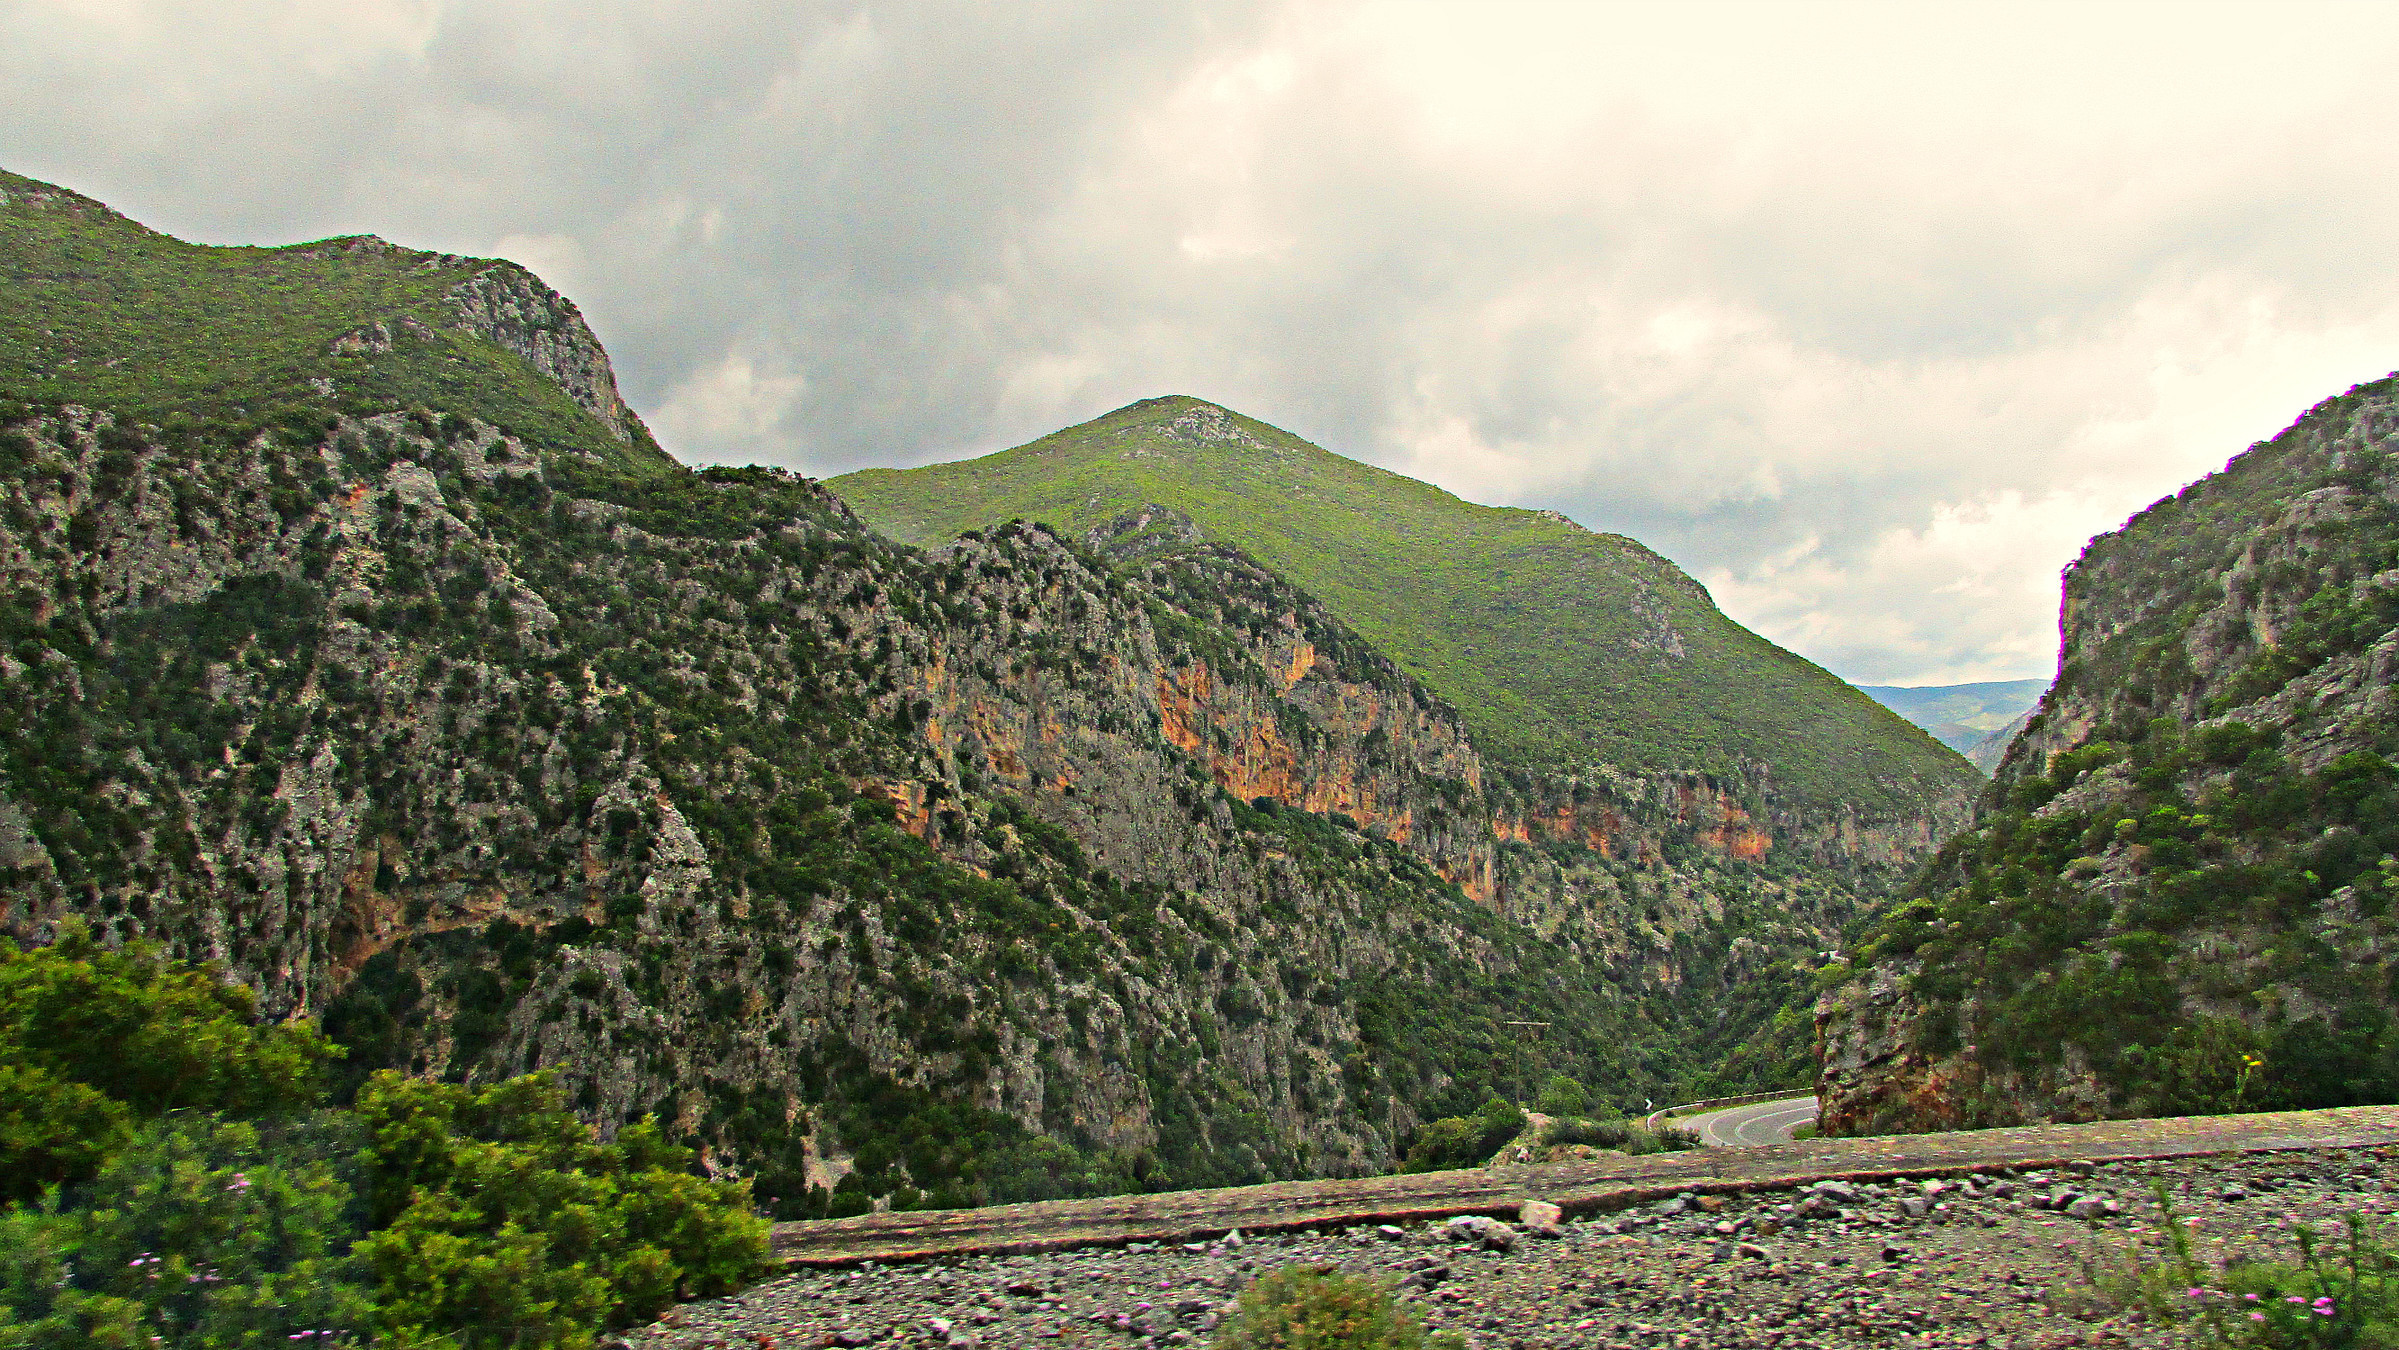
[1543,1116,1636,1150]
[0,935,769,1350]
[1470,1096,1527,1152]
[0,1063,131,1204]
[353,1071,768,1347]
[0,924,332,1200]
[1217,1265,1461,1350]
[1401,1097,1527,1172]
[1652,1124,1702,1151]
[0,1115,369,1350]
[1532,1074,1592,1117]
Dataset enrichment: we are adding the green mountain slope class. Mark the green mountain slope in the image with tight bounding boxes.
[832,396,1976,815]
[1820,374,2399,1133]
[0,167,1891,1206]
[0,168,672,477]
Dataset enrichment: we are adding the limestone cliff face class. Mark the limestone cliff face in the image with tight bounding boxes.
[0,166,1964,1201]
[898,516,1938,1008]
[0,399,1900,1203]
[1820,377,2399,1134]
[444,265,638,444]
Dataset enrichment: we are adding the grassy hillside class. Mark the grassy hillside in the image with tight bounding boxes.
[0,169,671,476]
[833,396,1975,814]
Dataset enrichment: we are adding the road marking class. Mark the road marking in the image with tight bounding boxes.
[1733,1099,1820,1145]
[1683,1095,1820,1146]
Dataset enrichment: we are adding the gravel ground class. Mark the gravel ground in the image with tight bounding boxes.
[632,1145,2399,1350]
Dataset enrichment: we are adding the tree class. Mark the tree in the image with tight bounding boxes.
[0,923,331,1200]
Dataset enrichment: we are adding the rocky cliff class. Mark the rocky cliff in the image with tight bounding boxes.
[0,168,1943,1211]
[1820,376,2399,1133]
[830,397,1981,824]
[0,397,1890,1207]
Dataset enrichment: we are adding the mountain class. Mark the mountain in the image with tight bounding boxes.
[0,170,670,480]
[1819,375,2399,1134]
[1858,679,2048,770]
[1960,710,2035,774]
[831,399,1979,820]
[0,170,1926,1208]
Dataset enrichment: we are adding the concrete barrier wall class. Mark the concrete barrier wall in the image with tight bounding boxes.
[771,1103,2399,1266]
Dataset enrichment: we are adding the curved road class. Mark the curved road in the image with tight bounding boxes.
[1673,1095,1819,1146]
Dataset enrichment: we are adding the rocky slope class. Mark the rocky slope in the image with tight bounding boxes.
[831,398,1979,824]
[1961,710,2033,775]
[1820,376,2399,1133]
[0,168,1939,1211]
[0,395,1873,1205]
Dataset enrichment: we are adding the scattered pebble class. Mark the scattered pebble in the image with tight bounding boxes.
[636,1145,2399,1348]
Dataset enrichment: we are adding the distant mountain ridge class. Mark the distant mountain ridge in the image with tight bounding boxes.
[1859,679,2048,773]
[832,397,1978,821]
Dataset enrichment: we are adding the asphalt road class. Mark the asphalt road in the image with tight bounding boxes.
[1674,1094,1820,1146]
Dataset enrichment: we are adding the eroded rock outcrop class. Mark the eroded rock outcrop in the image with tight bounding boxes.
[0,398,1908,1205]
[1821,377,2399,1134]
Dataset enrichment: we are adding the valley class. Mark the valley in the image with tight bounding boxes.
[0,169,1964,1218]
[13,157,2399,1348]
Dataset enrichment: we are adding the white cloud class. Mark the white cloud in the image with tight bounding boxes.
[1706,488,2129,686]
[653,352,806,449]
[9,0,2399,682]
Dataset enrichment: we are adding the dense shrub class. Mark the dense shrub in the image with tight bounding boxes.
[0,924,331,1201]
[0,937,769,1350]
[1401,1097,1526,1173]
[0,1115,368,1350]
[1532,1074,1593,1117]
[354,1071,765,1345]
[1540,1117,1699,1154]
[1217,1265,1461,1350]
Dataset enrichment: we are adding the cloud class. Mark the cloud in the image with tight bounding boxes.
[653,352,807,449]
[8,0,2399,683]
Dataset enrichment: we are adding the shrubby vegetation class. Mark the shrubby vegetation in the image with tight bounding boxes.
[0,925,330,1202]
[1852,711,2399,1116]
[1834,376,2399,1127]
[0,931,766,1349]
[2089,1187,2398,1348]
[1218,1265,1463,1350]
[1541,1117,1699,1155]
[1400,1097,1525,1172]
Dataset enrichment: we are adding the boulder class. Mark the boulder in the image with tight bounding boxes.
[1442,1215,1519,1251]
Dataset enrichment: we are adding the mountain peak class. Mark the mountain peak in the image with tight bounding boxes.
[0,166,670,475]
[1031,396,1294,465]
[832,404,1978,813]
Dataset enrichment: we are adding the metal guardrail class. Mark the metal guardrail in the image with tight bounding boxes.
[1643,1088,1816,1130]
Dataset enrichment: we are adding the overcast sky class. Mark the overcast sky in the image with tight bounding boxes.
[11,1,2399,685]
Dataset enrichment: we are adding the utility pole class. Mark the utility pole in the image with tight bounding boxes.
[1500,1020,1550,1106]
